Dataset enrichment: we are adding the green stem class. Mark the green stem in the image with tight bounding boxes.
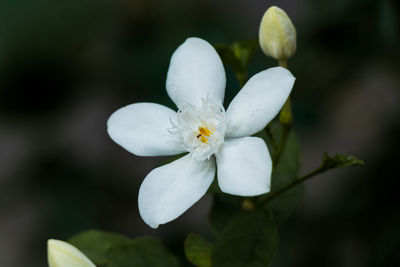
[277,59,293,125]
[269,58,292,167]
[279,97,293,125]
[272,123,291,168]
[269,58,293,167]
[236,71,248,88]
[256,166,328,207]
[278,59,288,68]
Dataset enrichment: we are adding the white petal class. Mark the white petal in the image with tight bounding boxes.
[225,67,295,137]
[216,137,272,196]
[107,103,185,156]
[166,37,226,108]
[138,154,215,228]
[48,239,95,267]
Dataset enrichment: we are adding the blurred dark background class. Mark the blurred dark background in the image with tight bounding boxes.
[1,0,399,266]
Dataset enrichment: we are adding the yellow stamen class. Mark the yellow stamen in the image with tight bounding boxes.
[199,126,212,137]
[197,126,213,144]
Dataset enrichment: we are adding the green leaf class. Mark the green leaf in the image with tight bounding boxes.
[261,129,303,222]
[106,237,179,267]
[266,121,286,163]
[256,120,292,164]
[231,39,258,70]
[267,184,303,223]
[214,45,242,73]
[321,153,364,168]
[208,194,243,236]
[184,233,213,267]
[214,39,258,86]
[253,129,275,162]
[69,230,130,266]
[270,130,301,191]
[68,230,179,267]
[212,211,279,267]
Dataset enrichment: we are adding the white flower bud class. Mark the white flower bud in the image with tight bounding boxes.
[258,6,296,61]
[47,239,95,267]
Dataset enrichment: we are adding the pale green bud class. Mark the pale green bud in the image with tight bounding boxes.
[258,6,297,61]
[47,239,96,267]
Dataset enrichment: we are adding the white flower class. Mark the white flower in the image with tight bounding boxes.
[47,239,95,267]
[107,37,295,228]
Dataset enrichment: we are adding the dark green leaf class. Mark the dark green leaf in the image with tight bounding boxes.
[256,120,291,164]
[231,39,258,70]
[253,128,275,160]
[267,184,303,222]
[214,45,243,73]
[106,237,179,267]
[214,39,258,86]
[212,211,279,267]
[265,121,286,163]
[271,130,301,190]
[259,129,303,222]
[68,230,179,267]
[208,194,242,236]
[267,121,285,150]
[69,230,130,265]
[322,153,364,168]
[184,233,213,267]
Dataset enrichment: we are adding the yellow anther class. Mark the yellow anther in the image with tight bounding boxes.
[197,126,213,144]
[199,135,208,143]
[199,126,212,137]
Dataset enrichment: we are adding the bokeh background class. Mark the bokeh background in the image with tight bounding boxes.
[1,0,399,266]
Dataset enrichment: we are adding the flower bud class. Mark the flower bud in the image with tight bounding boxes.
[258,6,296,61]
[47,239,95,267]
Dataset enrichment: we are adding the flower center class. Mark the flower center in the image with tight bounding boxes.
[197,126,213,143]
[170,98,226,160]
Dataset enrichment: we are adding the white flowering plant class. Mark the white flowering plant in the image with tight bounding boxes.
[46,6,363,267]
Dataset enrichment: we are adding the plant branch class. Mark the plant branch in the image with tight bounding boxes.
[257,153,364,207]
[256,166,326,207]
[275,167,325,199]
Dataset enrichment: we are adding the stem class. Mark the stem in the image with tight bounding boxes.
[236,71,248,88]
[270,58,292,166]
[279,97,293,125]
[272,123,291,167]
[278,59,287,68]
[277,59,293,125]
[256,166,328,207]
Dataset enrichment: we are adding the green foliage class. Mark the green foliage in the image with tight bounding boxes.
[270,130,301,191]
[69,230,129,265]
[321,153,364,169]
[254,122,281,164]
[208,194,243,236]
[212,211,279,267]
[214,39,258,86]
[267,129,303,222]
[265,121,286,163]
[255,122,303,222]
[68,230,179,267]
[105,238,179,267]
[184,233,213,267]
